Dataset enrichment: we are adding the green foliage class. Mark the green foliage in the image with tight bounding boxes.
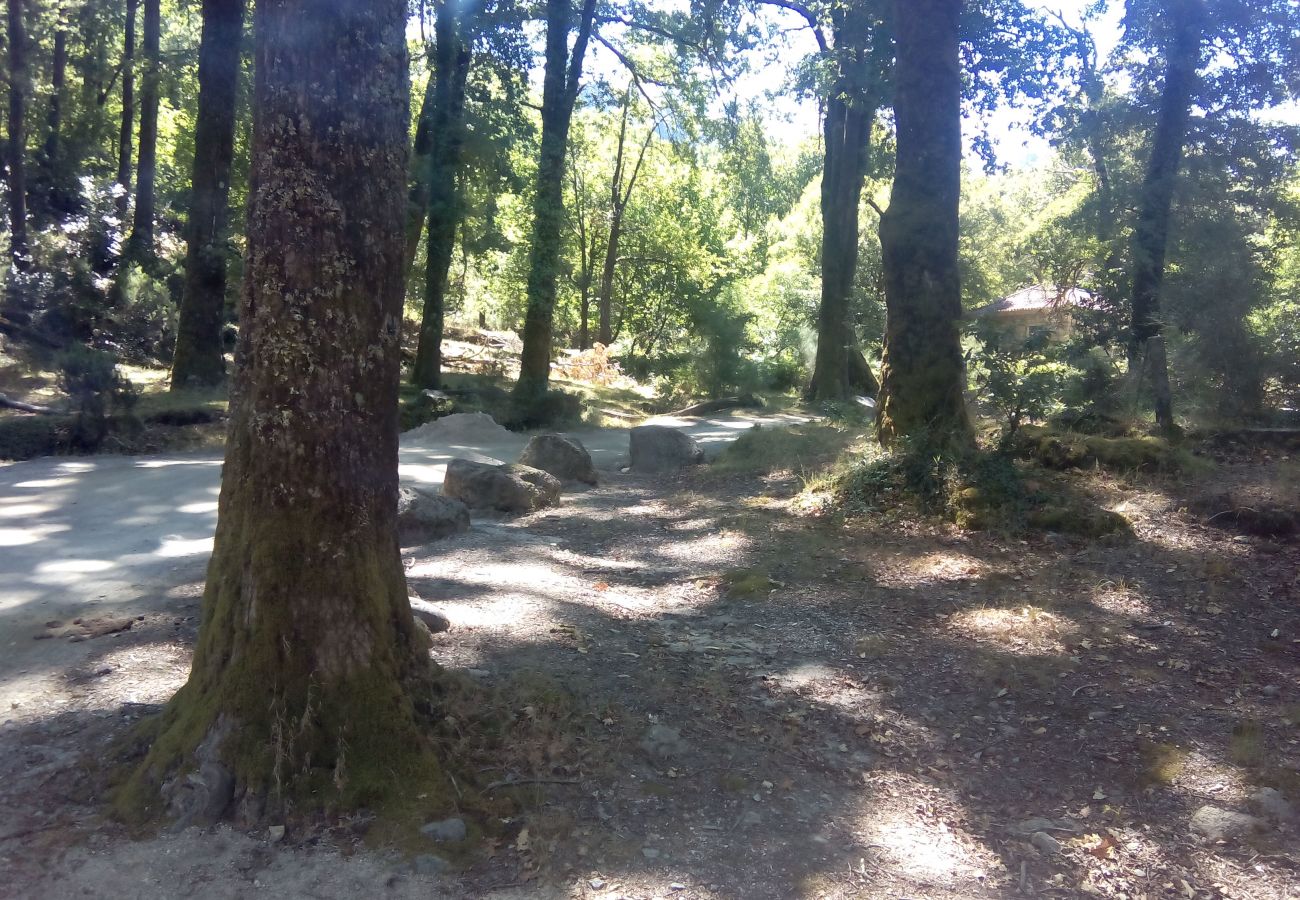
[57,346,139,450]
[968,321,1065,445]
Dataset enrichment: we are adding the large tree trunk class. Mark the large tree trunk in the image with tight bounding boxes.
[6,0,28,271]
[120,0,438,823]
[411,0,472,390]
[170,0,246,389]
[808,5,875,403]
[1128,0,1203,434]
[514,0,596,401]
[125,0,159,263]
[115,0,137,224]
[875,0,971,449]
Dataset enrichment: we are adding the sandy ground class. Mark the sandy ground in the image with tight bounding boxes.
[1,422,1297,900]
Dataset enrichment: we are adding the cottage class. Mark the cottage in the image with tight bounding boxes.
[967,285,1098,342]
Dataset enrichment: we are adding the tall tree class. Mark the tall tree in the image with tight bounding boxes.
[124,0,159,262]
[6,0,28,271]
[36,1,70,216]
[411,0,476,390]
[1127,0,1205,433]
[514,0,597,401]
[115,0,138,224]
[803,1,887,402]
[121,0,439,820]
[596,83,653,347]
[170,0,247,389]
[875,0,972,448]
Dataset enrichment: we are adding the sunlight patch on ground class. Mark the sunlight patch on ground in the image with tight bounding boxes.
[0,523,69,546]
[11,477,75,489]
[0,502,56,519]
[907,552,989,582]
[177,501,220,515]
[654,529,750,563]
[37,558,115,575]
[1089,578,1154,618]
[155,536,215,558]
[947,605,1079,654]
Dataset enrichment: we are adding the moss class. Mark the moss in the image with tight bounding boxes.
[0,414,67,460]
[721,568,777,598]
[1015,425,1182,473]
[1027,504,1131,538]
[1138,739,1187,786]
[710,423,861,478]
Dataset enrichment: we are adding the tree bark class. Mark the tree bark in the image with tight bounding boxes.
[808,3,876,403]
[875,0,972,449]
[37,3,69,216]
[125,0,159,263]
[115,0,137,224]
[595,86,652,348]
[6,0,28,270]
[412,0,473,390]
[1129,0,1204,433]
[121,0,437,823]
[514,0,596,401]
[170,0,247,389]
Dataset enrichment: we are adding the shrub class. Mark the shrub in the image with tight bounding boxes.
[57,346,139,451]
[968,321,1064,446]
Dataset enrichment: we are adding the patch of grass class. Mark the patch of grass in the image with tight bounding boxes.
[1138,739,1188,786]
[1230,720,1266,768]
[721,568,778,598]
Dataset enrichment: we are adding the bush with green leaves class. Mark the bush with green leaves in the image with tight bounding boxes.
[968,321,1065,445]
[57,346,140,451]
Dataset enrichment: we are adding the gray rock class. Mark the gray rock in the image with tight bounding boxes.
[519,433,598,485]
[442,458,561,514]
[1262,684,1281,698]
[1190,805,1268,842]
[397,487,470,542]
[639,723,689,759]
[267,825,286,843]
[629,425,704,473]
[1031,831,1062,855]
[408,597,451,633]
[420,817,467,842]
[1249,787,1295,824]
[641,847,661,859]
[163,718,235,831]
[411,854,450,876]
[739,810,762,827]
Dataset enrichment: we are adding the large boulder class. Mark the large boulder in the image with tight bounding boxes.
[397,487,470,542]
[519,433,598,485]
[442,458,561,513]
[629,425,704,473]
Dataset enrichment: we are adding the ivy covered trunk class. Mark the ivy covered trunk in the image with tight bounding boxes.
[807,3,876,403]
[412,0,472,390]
[122,0,438,824]
[170,0,246,389]
[875,0,972,449]
[515,0,595,401]
[6,0,28,270]
[114,0,137,224]
[1129,0,1203,434]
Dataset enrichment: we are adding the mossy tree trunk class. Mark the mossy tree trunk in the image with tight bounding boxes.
[1129,0,1204,434]
[875,0,972,450]
[114,0,137,225]
[514,0,596,402]
[35,3,71,218]
[412,0,473,390]
[807,2,882,403]
[124,0,438,824]
[124,0,159,264]
[595,84,652,349]
[170,0,246,390]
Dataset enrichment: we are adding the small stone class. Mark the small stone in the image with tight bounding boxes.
[1262,684,1281,698]
[408,597,451,633]
[1190,805,1268,842]
[1249,787,1295,824]
[411,854,450,876]
[267,825,285,843]
[670,883,687,891]
[639,723,689,760]
[1031,831,1062,855]
[420,817,467,842]
[588,878,606,890]
[641,847,660,859]
[466,668,491,679]
[740,810,762,827]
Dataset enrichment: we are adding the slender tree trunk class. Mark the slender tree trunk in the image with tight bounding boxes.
[404,65,438,271]
[170,0,246,389]
[37,4,68,216]
[514,0,596,401]
[1129,0,1203,433]
[115,0,137,223]
[119,0,437,824]
[125,0,159,263]
[411,0,472,390]
[875,0,972,449]
[808,7,875,403]
[6,0,28,271]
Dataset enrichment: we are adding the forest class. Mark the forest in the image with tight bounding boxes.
[0,0,1298,898]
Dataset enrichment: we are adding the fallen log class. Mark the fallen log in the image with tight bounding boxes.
[671,394,765,417]
[0,392,57,414]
